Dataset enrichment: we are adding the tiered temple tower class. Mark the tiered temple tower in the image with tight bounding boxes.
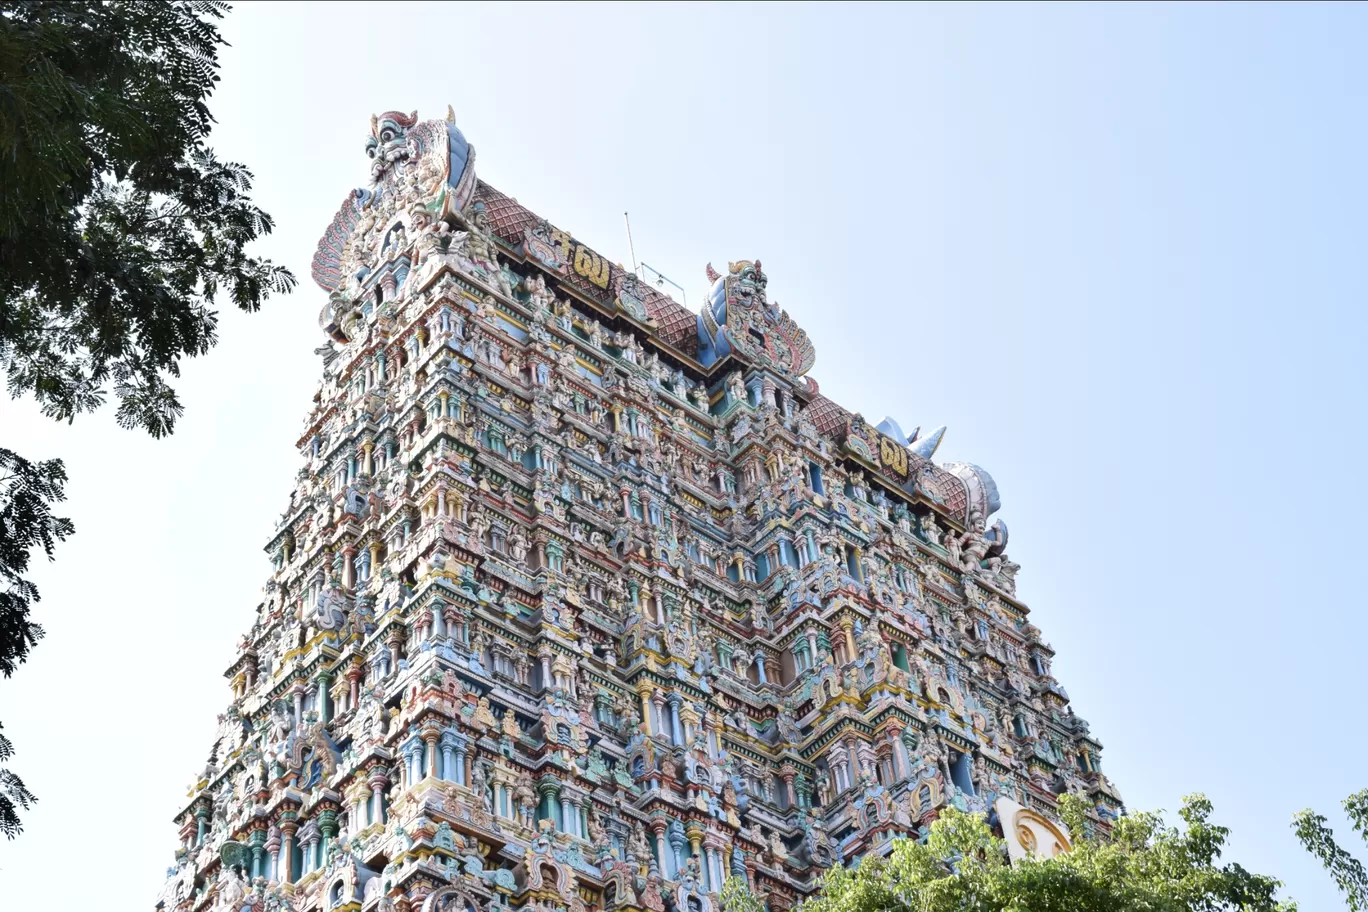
[156,108,1122,912]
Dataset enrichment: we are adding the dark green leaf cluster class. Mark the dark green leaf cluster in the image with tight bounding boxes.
[0,447,72,678]
[0,721,36,839]
[0,0,296,437]
[0,447,70,837]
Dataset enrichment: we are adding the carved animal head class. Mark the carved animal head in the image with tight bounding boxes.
[365,110,419,181]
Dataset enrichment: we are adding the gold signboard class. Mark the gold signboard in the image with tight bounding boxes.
[525,221,615,294]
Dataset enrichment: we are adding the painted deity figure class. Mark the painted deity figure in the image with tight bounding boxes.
[438,224,474,277]
[769,829,789,864]
[214,868,246,911]
[523,274,555,317]
[629,822,652,863]
[404,204,452,296]
[465,204,503,281]
[726,371,747,406]
[508,527,529,563]
[268,702,294,748]
[958,510,991,571]
[920,511,941,547]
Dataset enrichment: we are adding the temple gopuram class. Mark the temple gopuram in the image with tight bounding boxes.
[156,108,1122,912]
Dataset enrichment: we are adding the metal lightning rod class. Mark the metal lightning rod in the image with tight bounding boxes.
[624,211,639,277]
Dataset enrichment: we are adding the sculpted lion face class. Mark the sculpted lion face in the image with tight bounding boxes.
[365,110,419,181]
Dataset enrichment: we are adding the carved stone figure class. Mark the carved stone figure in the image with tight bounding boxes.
[214,868,246,911]
[920,511,941,546]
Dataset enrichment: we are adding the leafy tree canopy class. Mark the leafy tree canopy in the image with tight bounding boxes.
[0,0,295,435]
[1293,789,1368,911]
[0,0,292,837]
[723,795,1293,912]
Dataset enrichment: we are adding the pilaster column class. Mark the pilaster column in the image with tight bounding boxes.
[666,694,684,745]
[668,823,688,880]
[431,601,446,639]
[342,545,357,590]
[405,740,423,787]
[194,804,210,846]
[264,827,281,883]
[562,792,581,837]
[351,782,370,829]
[780,767,797,807]
[315,673,331,724]
[249,828,267,880]
[454,740,468,786]
[890,727,909,780]
[440,732,458,782]
[347,662,362,709]
[651,820,670,877]
[423,730,440,780]
[537,777,562,830]
[318,809,338,868]
[368,768,389,826]
[635,682,654,736]
[831,752,849,792]
[686,822,705,883]
[279,820,297,884]
[680,703,700,745]
[841,619,857,661]
[652,692,667,738]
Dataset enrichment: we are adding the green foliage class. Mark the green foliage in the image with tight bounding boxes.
[1293,789,1368,911]
[0,447,70,837]
[722,876,767,912]
[0,0,296,436]
[0,721,36,839]
[0,0,292,837]
[0,447,72,678]
[802,795,1292,912]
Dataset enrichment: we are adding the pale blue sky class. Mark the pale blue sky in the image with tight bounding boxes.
[1,3,1364,907]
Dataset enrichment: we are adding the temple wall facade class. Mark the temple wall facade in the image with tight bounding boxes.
[156,108,1122,912]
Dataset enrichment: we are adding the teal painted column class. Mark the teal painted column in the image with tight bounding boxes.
[250,829,267,879]
[194,805,209,845]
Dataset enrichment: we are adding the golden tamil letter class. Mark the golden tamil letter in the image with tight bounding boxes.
[574,244,610,289]
[881,437,908,477]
